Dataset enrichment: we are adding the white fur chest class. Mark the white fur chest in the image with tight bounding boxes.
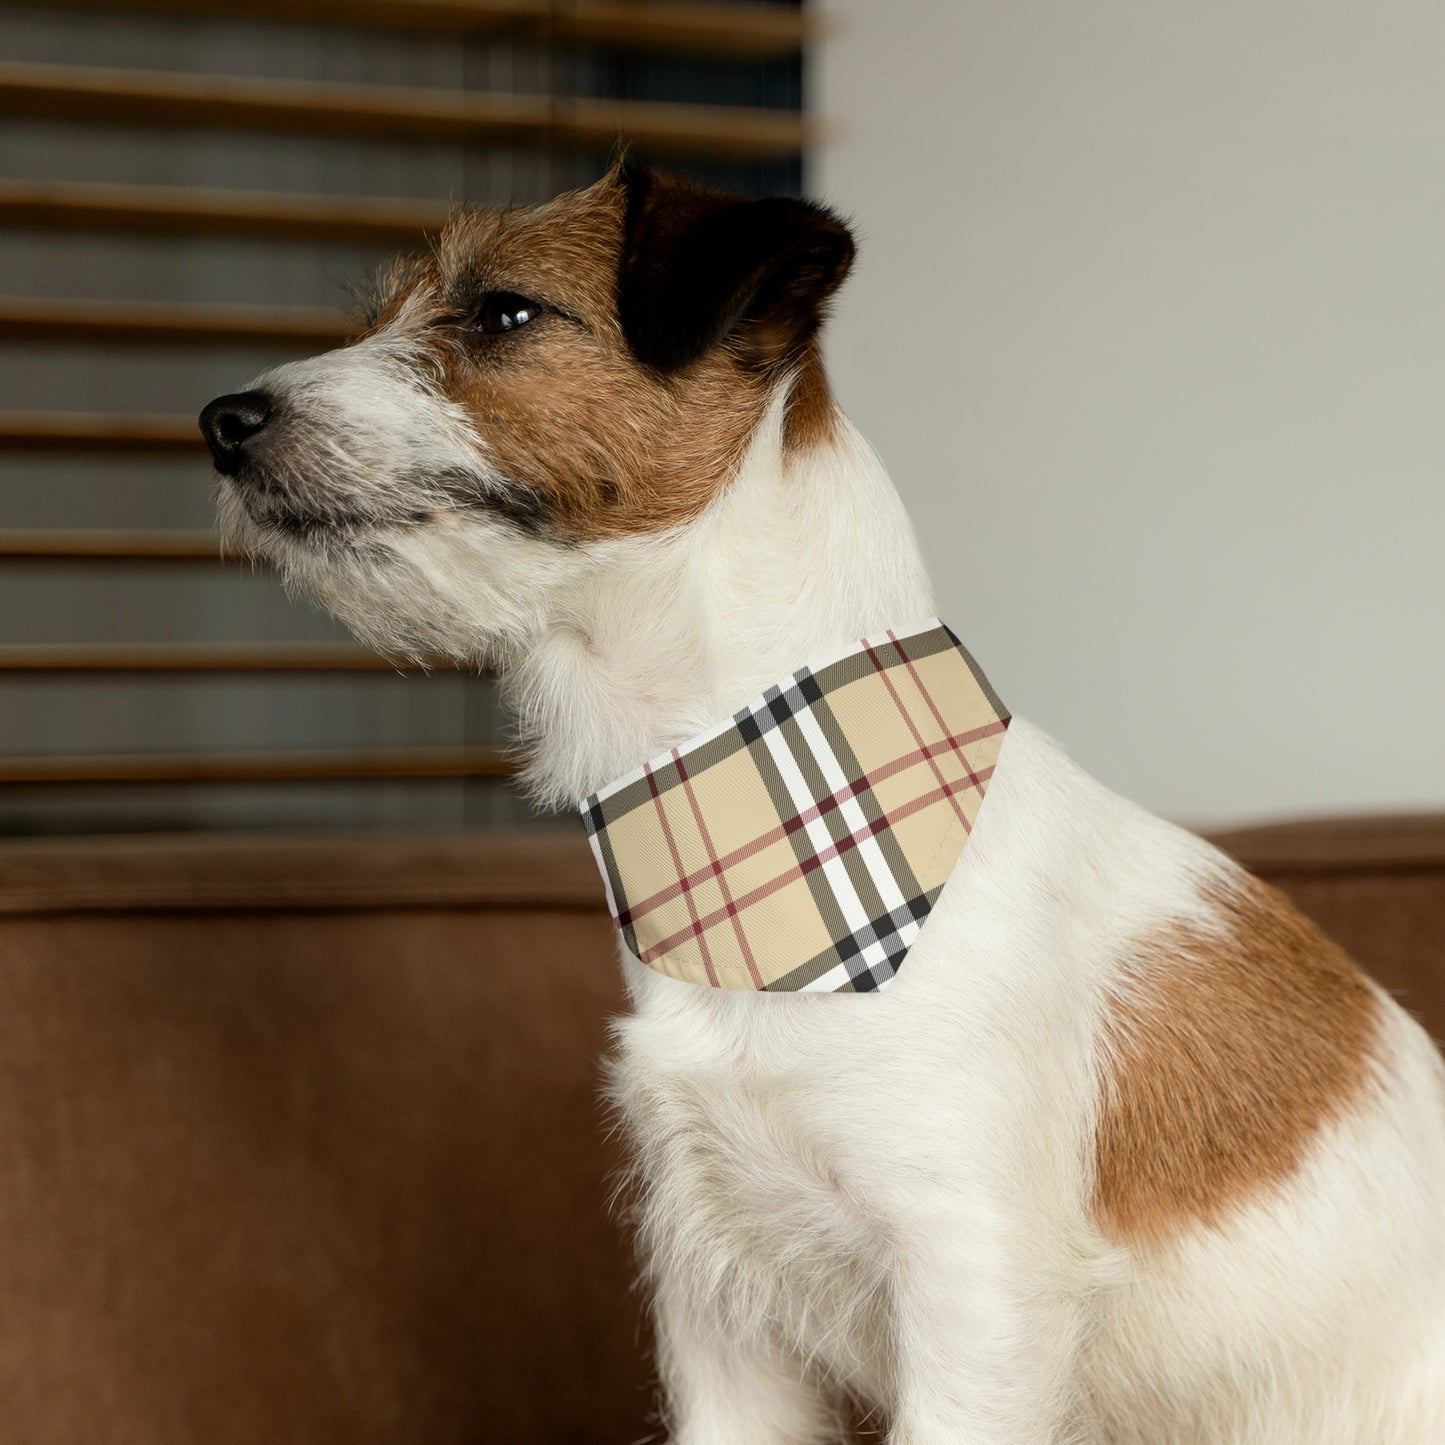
[604,722,1139,1403]
[610,972,898,1395]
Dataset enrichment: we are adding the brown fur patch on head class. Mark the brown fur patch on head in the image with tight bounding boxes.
[432,178,771,540]
[782,343,841,455]
[353,253,437,334]
[365,167,849,542]
[1093,873,1382,1248]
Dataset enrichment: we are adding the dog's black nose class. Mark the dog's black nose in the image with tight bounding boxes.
[199,390,272,475]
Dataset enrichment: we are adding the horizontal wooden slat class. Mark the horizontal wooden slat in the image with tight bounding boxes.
[0,643,425,672]
[0,832,607,916]
[0,179,448,245]
[0,296,353,348]
[0,62,811,161]
[549,0,809,57]
[0,412,202,452]
[0,529,227,561]
[0,0,809,58]
[0,745,513,783]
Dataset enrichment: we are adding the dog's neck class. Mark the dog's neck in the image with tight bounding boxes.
[503,395,937,810]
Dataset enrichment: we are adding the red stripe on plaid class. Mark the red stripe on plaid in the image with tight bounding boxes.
[671,747,767,990]
[864,638,970,828]
[636,765,996,965]
[887,627,987,806]
[643,759,720,988]
[613,721,1006,930]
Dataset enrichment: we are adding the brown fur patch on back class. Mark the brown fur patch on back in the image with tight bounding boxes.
[1093,873,1381,1247]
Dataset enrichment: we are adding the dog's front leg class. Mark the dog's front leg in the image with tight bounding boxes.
[653,1273,844,1445]
[883,1213,1093,1445]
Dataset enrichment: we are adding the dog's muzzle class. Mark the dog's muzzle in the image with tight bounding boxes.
[199,390,274,476]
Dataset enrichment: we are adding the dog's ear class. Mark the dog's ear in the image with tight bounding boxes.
[617,162,855,374]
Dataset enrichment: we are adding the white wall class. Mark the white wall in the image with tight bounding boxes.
[813,1,1445,827]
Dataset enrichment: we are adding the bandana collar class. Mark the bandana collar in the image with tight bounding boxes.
[580,620,1009,993]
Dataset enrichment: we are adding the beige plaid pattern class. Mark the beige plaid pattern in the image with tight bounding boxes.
[581,620,1009,993]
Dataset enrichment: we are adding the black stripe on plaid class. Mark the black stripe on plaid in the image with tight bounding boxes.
[774,702,911,934]
[738,667,946,990]
[579,620,1005,993]
[741,667,901,925]
[799,678,926,919]
[740,671,860,958]
[581,793,642,957]
[768,887,942,992]
[734,667,825,745]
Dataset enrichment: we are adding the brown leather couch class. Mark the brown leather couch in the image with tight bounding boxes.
[0,818,1440,1443]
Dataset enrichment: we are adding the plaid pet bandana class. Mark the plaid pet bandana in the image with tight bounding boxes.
[580,620,1009,993]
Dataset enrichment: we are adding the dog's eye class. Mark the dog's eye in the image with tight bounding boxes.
[472,291,543,334]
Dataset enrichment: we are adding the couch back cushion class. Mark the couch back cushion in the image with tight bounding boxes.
[0,820,1440,1443]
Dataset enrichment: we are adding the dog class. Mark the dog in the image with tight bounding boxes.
[200,162,1445,1444]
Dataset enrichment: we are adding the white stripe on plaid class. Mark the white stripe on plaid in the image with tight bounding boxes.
[794,702,911,920]
[761,708,872,938]
[580,619,1009,993]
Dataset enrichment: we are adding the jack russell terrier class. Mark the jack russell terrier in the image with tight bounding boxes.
[200,162,1445,1444]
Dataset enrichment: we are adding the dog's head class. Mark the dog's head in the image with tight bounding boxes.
[200,163,854,662]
